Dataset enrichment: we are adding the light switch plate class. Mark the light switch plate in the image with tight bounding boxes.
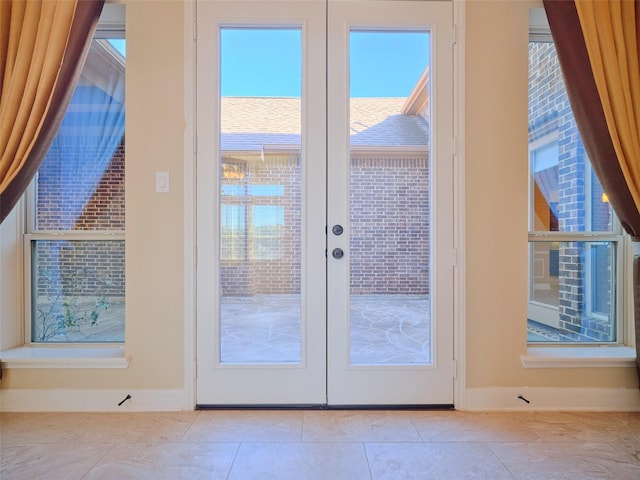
[156,172,169,193]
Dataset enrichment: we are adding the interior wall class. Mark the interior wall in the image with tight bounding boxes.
[0,0,186,391]
[0,206,22,351]
[464,0,638,389]
[0,0,637,403]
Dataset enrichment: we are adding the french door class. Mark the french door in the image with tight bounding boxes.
[196,0,454,406]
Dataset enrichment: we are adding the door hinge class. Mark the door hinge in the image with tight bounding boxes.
[452,359,457,380]
[193,20,197,42]
[452,248,457,267]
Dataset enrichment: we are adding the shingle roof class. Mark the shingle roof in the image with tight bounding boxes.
[221,97,428,151]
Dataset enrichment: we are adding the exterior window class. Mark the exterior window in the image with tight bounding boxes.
[220,201,286,261]
[250,205,284,260]
[25,28,125,343]
[527,35,622,343]
[221,204,246,260]
[219,158,288,263]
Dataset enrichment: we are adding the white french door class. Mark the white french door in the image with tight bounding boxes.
[196,0,454,406]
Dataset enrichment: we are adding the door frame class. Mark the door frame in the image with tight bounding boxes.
[182,0,467,410]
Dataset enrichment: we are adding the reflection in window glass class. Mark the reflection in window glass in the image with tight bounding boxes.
[31,240,125,342]
[528,37,618,343]
[31,35,125,343]
[221,205,246,260]
[349,30,432,365]
[219,28,302,363]
[251,205,284,260]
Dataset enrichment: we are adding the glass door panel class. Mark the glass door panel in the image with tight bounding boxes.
[196,0,327,405]
[219,28,302,364]
[326,0,454,405]
[348,30,431,366]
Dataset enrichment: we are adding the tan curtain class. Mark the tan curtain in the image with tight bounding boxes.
[575,0,640,385]
[575,1,640,213]
[0,0,104,223]
[544,0,640,384]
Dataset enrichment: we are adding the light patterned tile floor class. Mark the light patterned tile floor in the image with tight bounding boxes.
[2,410,639,479]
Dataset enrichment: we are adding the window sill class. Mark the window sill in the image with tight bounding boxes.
[0,346,129,369]
[521,346,637,368]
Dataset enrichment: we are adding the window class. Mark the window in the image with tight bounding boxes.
[527,28,623,344]
[24,21,125,343]
[220,158,289,262]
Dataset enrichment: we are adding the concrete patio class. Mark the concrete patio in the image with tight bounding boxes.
[220,294,430,365]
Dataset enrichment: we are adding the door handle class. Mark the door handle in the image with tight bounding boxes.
[332,248,344,259]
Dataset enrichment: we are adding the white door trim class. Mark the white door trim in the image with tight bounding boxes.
[184,0,197,410]
[452,0,466,411]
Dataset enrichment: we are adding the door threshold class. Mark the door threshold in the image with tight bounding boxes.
[196,404,455,411]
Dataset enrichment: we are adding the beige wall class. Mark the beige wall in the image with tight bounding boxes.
[464,0,638,389]
[0,1,186,391]
[0,207,22,352]
[0,0,637,401]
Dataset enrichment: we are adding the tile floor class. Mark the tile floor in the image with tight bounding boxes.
[1,410,639,479]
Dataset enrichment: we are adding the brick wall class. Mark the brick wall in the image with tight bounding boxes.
[219,153,430,297]
[350,156,429,295]
[35,140,126,299]
[220,155,302,296]
[35,240,125,299]
[37,140,125,231]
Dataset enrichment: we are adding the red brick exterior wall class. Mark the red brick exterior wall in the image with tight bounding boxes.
[219,152,430,297]
[220,155,302,296]
[350,155,429,295]
[35,141,125,299]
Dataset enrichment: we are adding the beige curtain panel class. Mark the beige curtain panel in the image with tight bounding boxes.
[576,0,640,214]
[0,0,104,223]
[544,0,640,383]
[576,0,640,382]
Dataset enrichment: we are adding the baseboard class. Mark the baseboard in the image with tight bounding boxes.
[0,388,189,412]
[464,387,640,412]
[3,387,638,412]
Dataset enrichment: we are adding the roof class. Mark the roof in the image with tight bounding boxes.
[220,97,429,152]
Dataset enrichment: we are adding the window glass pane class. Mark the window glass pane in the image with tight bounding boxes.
[527,241,615,343]
[219,28,302,364]
[528,41,611,234]
[31,240,125,342]
[30,30,126,344]
[349,30,432,365]
[35,39,125,232]
[528,31,618,344]
[251,205,284,260]
[590,168,612,231]
[221,204,246,260]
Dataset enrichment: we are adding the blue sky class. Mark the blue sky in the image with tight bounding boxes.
[108,39,126,58]
[220,28,429,98]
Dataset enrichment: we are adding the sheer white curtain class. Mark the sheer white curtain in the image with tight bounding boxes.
[39,39,125,230]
